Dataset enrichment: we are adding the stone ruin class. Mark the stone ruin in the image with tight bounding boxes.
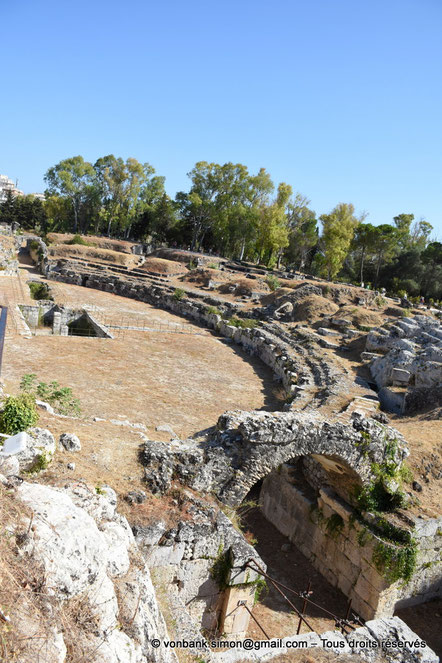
[2,235,438,661]
[362,315,442,413]
[19,301,113,338]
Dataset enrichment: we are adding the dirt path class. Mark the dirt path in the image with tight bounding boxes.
[1,269,284,501]
[242,505,353,639]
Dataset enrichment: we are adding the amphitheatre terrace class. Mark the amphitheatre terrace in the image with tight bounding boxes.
[0,230,440,663]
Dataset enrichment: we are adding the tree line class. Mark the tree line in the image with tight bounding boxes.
[0,155,441,300]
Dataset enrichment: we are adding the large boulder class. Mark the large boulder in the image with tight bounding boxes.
[14,428,56,472]
[59,432,81,452]
[16,481,177,663]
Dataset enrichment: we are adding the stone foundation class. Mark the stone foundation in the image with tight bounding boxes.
[260,464,442,620]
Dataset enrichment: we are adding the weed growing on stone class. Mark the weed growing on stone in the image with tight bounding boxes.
[325,513,345,538]
[210,545,232,589]
[227,317,259,329]
[372,539,417,583]
[27,451,50,474]
[173,288,185,301]
[253,577,268,604]
[206,306,221,316]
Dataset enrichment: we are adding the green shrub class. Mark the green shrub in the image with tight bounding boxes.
[253,577,268,604]
[19,373,81,416]
[372,540,417,583]
[207,262,219,269]
[210,545,232,589]
[265,274,280,292]
[206,306,221,316]
[0,394,39,435]
[173,288,185,301]
[67,234,90,246]
[28,451,50,474]
[29,240,40,251]
[356,479,407,513]
[228,317,259,329]
[28,282,53,301]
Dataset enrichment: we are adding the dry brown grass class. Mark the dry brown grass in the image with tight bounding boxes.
[181,267,232,286]
[140,256,189,275]
[0,484,56,662]
[46,233,134,254]
[48,243,139,267]
[218,277,270,297]
[151,248,227,266]
[329,305,384,328]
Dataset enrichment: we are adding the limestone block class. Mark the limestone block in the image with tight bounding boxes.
[391,367,411,384]
[15,427,56,471]
[365,616,439,662]
[219,584,255,637]
[59,432,81,452]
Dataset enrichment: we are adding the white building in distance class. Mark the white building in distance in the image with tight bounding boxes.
[0,174,23,202]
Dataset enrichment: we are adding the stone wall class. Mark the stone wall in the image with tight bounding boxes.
[142,410,408,508]
[365,316,442,413]
[133,493,265,638]
[260,465,442,621]
[19,303,113,337]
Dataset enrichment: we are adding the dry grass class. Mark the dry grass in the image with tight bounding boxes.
[140,256,189,275]
[218,277,270,297]
[46,233,134,254]
[329,305,384,328]
[181,267,232,286]
[0,484,55,662]
[151,248,227,266]
[48,243,139,267]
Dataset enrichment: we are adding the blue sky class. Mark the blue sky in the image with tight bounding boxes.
[2,0,441,236]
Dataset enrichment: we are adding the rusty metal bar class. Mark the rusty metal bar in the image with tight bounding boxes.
[246,561,316,633]
[297,579,312,635]
[239,601,271,640]
[246,560,355,626]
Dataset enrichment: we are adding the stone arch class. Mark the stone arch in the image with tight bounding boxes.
[207,410,406,507]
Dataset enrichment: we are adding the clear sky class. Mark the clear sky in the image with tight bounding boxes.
[2,0,441,236]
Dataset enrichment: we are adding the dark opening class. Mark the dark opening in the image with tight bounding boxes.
[67,314,98,337]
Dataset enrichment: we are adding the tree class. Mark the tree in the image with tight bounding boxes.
[409,219,433,250]
[319,203,360,280]
[44,156,96,233]
[284,194,318,271]
[255,183,292,266]
[176,162,274,257]
[393,213,414,251]
[421,242,442,299]
[351,222,378,284]
[0,190,17,225]
[371,224,401,289]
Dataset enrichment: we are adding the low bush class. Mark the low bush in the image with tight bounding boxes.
[0,394,39,435]
[66,234,90,246]
[20,373,81,416]
[228,317,259,329]
[265,274,280,292]
[28,282,53,301]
